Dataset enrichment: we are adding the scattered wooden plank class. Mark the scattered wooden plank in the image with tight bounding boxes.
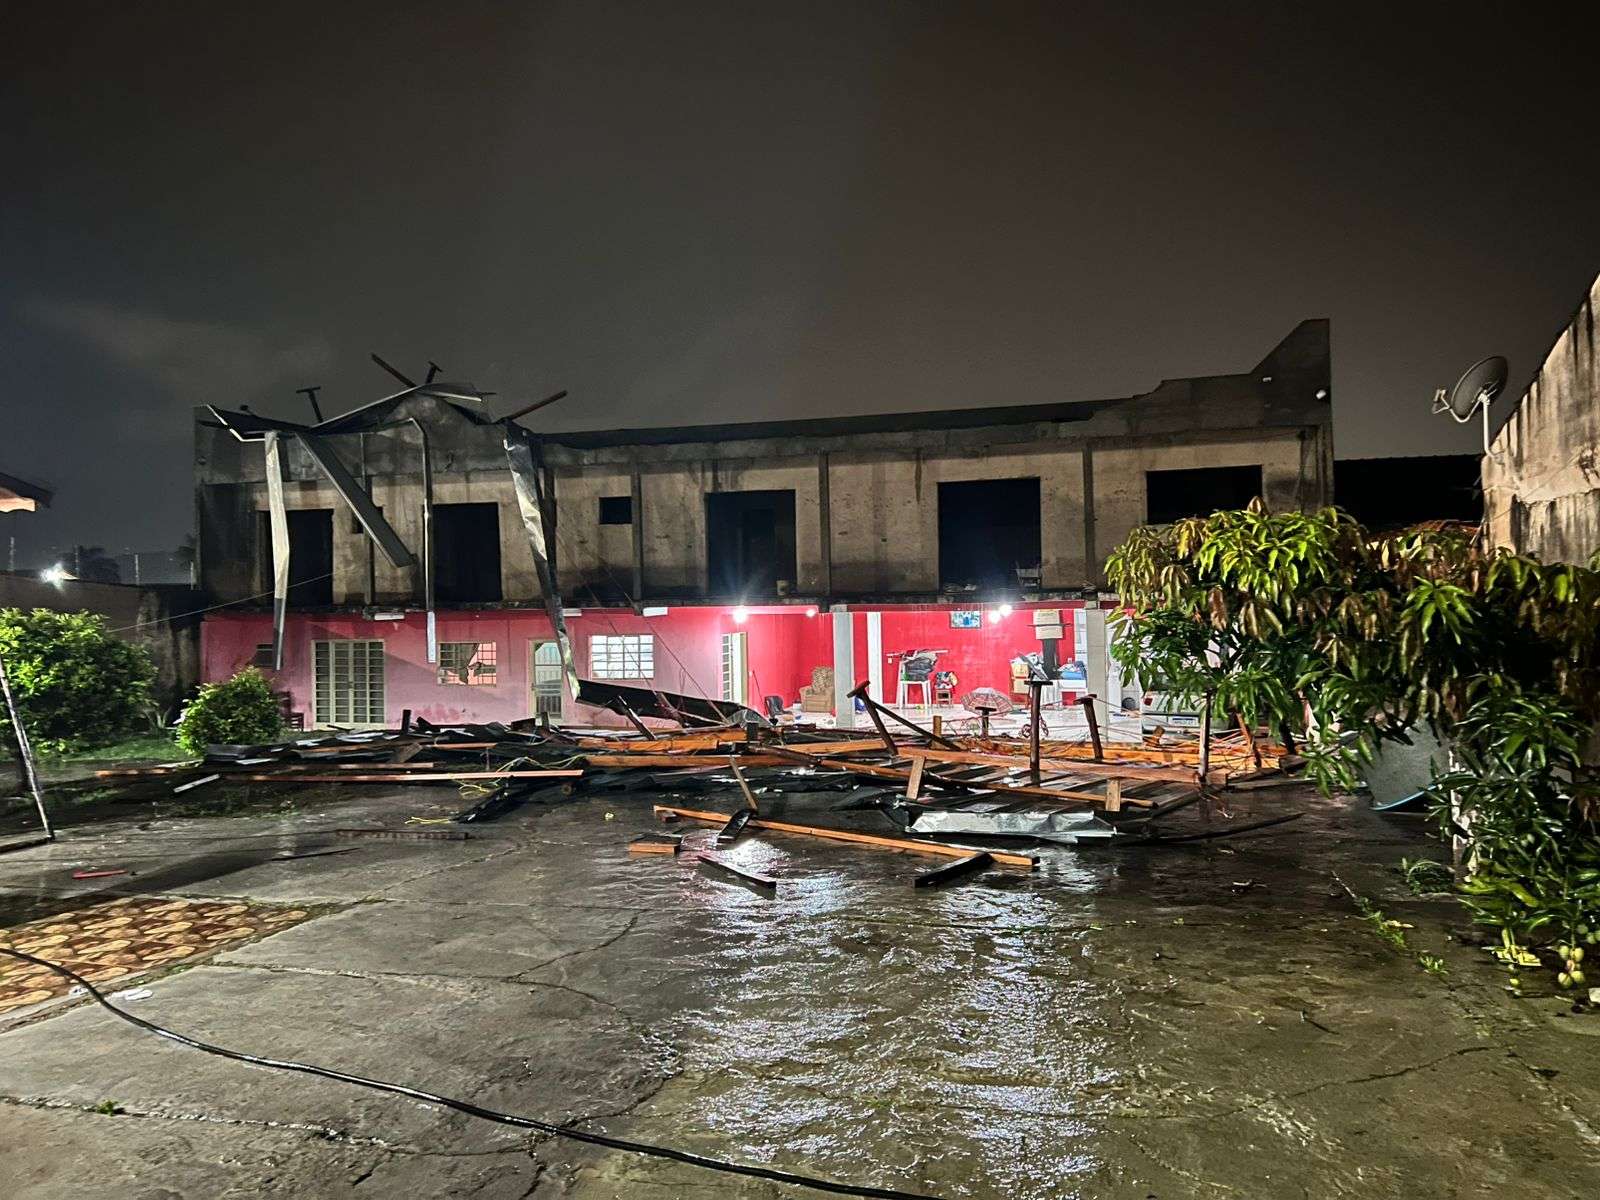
[694,851,778,893]
[172,773,222,794]
[913,851,993,888]
[727,757,760,813]
[628,833,683,855]
[903,747,1208,786]
[228,769,583,783]
[578,753,793,768]
[653,804,1038,869]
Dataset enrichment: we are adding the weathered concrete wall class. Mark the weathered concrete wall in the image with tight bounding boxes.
[1483,273,1600,564]
[195,319,1333,605]
[0,574,202,717]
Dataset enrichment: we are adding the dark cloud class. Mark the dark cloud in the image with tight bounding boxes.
[3,1,1598,561]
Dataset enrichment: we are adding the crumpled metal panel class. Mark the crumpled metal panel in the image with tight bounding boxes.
[263,432,290,672]
[909,806,1115,844]
[575,679,769,728]
[505,426,580,701]
[294,433,415,569]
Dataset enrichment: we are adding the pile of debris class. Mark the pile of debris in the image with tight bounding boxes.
[97,683,1296,858]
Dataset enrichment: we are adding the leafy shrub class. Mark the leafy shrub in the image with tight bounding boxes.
[176,667,284,756]
[0,608,155,753]
[1105,504,1600,986]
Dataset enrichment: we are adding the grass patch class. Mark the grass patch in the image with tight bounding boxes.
[50,732,190,765]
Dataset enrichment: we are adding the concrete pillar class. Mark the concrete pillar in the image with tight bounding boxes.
[1083,605,1110,714]
[832,608,856,729]
[865,610,883,702]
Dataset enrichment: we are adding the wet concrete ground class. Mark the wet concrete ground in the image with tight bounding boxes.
[1,783,1597,1198]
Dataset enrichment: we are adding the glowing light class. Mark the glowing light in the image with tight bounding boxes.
[805,606,817,618]
[642,606,668,617]
[999,603,1014,617]
[987,609,1003,624]
[41,565,70,584]
[732,606,749,624]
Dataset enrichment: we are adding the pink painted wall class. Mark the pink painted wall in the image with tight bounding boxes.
[847,602,1083,703]
[199,602,1078,729]
[202,605,835,729]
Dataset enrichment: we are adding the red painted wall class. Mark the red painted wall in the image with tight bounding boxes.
[862,603,1081,703]
[202,605,834,729]
[200,602,1076,729]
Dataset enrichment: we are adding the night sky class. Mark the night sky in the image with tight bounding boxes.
[5,2,1599,562]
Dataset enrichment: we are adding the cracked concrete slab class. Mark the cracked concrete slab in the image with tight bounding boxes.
[2,787,1598,1198]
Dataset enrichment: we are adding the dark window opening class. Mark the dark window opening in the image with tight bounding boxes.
[938,478,1041,591]
[706,490,796,597]
[434,502,502,603]
[257,509,334,606]
[1145,465,1263,525]
[1334,455,1481,531]
[598,495,633,525]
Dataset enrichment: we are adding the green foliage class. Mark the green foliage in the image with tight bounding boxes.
[1399,857,1454,895]
[1105,502,1600,984]
[0,608,155,753]
[176,667,284,756]
[1436,694,1600,961]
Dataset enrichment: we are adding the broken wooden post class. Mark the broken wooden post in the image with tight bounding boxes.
[1077,693,1103,761]
[931,713,943,739]
[849,680,897,752]
[852,682,963,750]
[1027,680,1044,784]
[728,755,760,812]
[1103,776,1122,813]
[904,755,925,801]
[1198,694,1213,780]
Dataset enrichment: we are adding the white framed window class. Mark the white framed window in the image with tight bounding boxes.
[720,632,747,703]
[437,641,498,686]
[589,634,654,680]
[313,640,386,726]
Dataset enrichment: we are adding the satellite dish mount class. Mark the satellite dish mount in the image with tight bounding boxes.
[1431,355,1507,458]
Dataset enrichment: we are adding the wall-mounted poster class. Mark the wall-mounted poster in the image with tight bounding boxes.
[949,609,982,629]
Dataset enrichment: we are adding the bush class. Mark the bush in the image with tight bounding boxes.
[176,667,284,756]
[0,608,155,753]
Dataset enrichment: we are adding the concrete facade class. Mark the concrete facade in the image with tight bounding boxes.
[1483,272,1600,564]
[194,318,1333,608]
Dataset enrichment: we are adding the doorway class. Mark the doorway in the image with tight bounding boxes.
[530,640,564,719]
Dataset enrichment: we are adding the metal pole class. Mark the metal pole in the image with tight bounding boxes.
[407,419,436,664]
[0,650,53,840]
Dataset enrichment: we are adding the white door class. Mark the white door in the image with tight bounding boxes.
[531,641,564,718]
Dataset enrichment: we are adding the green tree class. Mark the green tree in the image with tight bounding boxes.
[0,608,155,756]
[1106,502,1600,982]
[176,667,284,756]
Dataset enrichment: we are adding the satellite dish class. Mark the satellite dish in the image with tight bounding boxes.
[1431,355,1507,456]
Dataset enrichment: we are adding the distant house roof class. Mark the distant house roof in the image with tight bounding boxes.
[0,470,52,513]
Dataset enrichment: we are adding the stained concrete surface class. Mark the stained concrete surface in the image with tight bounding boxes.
[1,785,1598,1199]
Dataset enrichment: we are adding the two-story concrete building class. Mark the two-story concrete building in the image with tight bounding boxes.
[195,319,1332,730]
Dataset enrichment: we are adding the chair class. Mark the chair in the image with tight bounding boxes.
[799,667,834,714]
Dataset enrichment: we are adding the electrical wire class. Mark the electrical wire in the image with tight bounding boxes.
[102,573,335,635]
[0,947,941,1200]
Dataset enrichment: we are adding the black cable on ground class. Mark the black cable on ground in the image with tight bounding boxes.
[0,947,939,1200]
